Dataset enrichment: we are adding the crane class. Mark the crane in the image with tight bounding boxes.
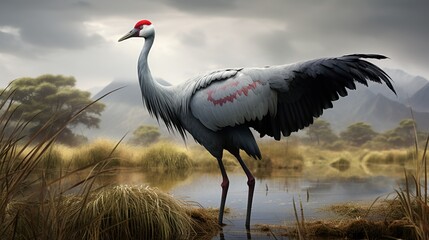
[118,19,396,229]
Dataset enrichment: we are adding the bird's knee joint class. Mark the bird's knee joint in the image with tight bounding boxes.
[247,177,255,187]
[221,179,229,189]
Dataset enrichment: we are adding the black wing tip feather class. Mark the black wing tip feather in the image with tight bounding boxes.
[342,53,389,60]
[341,53,396,95]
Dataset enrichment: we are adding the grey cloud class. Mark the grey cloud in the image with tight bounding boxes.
[159,0,429,77]
[162,0,237,13]
[0,0,173,55]
[178,29,207,48]
[0,0,105,54]
[228,0,429,71]
[19,16,105,49]
[156,0,429,67]
[0,31,38,58]
[288,1,429,70]
[72,0,93,9]
[253,29,297,64]
[0,31,24,55]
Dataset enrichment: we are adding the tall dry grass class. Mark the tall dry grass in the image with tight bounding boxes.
[1,86,219,239]
[0,85,119,239]
[247,140,304,170]
[18,134,422,177]
[188,145,237,170]
[69,138,135,169]
[138,141,192,170]
[395,134,429,240]
[45,138,306,173]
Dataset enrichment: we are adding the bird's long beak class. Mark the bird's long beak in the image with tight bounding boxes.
[118,28,138,42]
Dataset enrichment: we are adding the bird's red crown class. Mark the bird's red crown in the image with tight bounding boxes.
[134,20,152,28]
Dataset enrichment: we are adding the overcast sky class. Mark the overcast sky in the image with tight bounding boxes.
[1,0,428,92]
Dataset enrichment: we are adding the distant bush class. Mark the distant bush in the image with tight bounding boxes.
[129,125,161,145]
[340,122,378,147]
[306,119,338,145]
[361,119,428,150]
[139,142,192,170]
[70,139,132,168]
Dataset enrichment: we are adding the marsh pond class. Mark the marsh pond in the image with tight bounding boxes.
[77,160,408,239]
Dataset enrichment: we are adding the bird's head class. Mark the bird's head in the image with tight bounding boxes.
[118,19,154,42]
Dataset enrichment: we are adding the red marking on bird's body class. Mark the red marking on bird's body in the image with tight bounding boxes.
[135,20,152,28]
[207,80,263,106]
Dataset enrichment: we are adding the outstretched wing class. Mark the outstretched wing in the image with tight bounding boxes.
[188,54,395,139]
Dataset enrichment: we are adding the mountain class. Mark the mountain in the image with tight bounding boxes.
[80,79,174,141]
[322,68,429,132]
[409,82,429,112]
[367,69,428,102]
[83,69,429,140]
[322,88,429,132]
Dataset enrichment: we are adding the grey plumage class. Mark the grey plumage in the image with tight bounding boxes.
[119,20,396,229]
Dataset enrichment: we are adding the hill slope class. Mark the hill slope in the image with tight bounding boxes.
[322,88,429,132]
[82,79,175,141]
[409,82,429,112]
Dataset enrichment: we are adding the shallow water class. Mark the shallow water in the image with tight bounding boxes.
[90,163,404,239]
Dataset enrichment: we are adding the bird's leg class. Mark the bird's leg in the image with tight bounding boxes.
[216,157,229,226]
[233,152,255,230]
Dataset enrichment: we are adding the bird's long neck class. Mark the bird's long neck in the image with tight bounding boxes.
[138,35,156,92]
[137,35,185,137]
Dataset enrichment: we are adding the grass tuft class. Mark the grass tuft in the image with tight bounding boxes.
[69,185,196,240]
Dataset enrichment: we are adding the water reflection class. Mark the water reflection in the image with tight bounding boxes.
[143,168,192,190]
[329,158,350,171]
